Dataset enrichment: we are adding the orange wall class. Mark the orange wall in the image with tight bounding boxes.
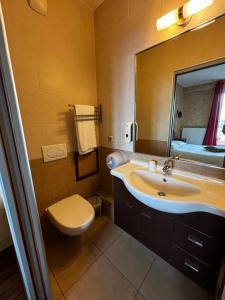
[95,0,225,152]
[136,17,225,142]
[2,0,98,160]
[1,0,100,216]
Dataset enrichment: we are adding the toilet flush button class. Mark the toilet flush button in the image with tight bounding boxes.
[42,144,67,162]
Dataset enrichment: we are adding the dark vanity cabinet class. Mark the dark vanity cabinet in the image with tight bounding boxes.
[138,204,173,261]
[113,177,225,292]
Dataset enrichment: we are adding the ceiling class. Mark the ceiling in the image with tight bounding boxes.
[177,63,225,87]
[80,0,104,10]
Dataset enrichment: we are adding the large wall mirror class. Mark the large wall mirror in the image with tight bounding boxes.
[135,15,225,168]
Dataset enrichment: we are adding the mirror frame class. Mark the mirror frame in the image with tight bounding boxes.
[134,12,225,170]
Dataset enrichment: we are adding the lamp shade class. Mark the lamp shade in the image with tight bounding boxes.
[156,9,178,31]
[183,0,213,18]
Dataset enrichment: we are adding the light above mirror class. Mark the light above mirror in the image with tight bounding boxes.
[156,0,214,31]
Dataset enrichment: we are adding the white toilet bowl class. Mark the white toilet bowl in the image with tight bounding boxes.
[46,194,95,236]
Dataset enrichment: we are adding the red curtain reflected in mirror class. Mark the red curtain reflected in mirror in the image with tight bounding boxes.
[203,81,224,146]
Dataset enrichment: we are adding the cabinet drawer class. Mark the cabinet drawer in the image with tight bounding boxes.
[171,245,218,292]
[138,204,173,261]
[113,178,141,238]
[114,197,140,238]
[175,213,225,241]
[174,222,222,266]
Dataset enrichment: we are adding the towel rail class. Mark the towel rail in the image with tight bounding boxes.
[68,104,102,124]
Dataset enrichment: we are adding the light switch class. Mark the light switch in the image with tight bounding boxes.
[42,144,67,163]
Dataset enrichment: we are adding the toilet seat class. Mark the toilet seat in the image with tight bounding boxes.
[46,194,95,236]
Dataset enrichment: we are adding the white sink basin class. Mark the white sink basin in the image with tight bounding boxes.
[111,161,225,217]
[130,170,201,197]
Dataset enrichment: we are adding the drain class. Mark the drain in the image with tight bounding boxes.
[158,191,166,197]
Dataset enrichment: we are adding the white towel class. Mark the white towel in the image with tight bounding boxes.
[74,105,97,155]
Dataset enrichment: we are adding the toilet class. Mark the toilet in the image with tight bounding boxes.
[46,194,95,236]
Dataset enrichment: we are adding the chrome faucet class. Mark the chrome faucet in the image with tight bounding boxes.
[162,158,174,176]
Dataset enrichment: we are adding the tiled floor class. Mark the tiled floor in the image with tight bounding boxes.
[0,246,26,299]
[46,215,213,300]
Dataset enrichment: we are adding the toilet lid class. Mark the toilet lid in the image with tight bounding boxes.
[46,194,95,229]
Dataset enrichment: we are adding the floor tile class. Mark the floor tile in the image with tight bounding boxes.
[49,270,64,300]
[134,292,147,300]
[46,234,101,293]
[0,247,26,300]
[105,231,156,289]
[140,256,212,300]
[65,256,137,300]
[86,215,122,252]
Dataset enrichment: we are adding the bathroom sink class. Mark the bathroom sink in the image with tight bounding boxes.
[110,160,225,217]
[130,170,201,197]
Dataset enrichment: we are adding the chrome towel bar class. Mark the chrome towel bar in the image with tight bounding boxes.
[68,104,102,124]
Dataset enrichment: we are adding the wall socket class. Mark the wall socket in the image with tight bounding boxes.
[108,135,113,143]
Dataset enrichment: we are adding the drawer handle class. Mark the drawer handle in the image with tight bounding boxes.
[184,258,199,273]
[188,234,204,248]
[126,202,134,209]
[141,212,152,220]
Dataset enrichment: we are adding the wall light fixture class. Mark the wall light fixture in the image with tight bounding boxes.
[156,0,213,31]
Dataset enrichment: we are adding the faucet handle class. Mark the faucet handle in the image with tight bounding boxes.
[162,157,174,175]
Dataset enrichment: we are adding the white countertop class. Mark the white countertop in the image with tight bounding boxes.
[111,161,225,217]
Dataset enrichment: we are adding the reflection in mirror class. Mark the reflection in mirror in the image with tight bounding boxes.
[135,14,225,168]
[171,64,225,167]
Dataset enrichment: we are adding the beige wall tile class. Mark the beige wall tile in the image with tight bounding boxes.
[2,0,225,216]
[95,0,225,151]
[30,152,100,216]
[1,0,100,216]
[2,0,98,160]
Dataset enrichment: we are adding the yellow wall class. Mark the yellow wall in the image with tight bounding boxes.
[136,17,225,142]
[2,0,97,160]
[95,0,225,152]
[1,0,100,217]
[3,0,225,156]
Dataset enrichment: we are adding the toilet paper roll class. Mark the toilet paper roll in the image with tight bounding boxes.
[106,151,128,170]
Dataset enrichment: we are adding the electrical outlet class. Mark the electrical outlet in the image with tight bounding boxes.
[108,135,113,143]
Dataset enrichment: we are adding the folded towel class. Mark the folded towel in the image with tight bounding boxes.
[74,105,97,155]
